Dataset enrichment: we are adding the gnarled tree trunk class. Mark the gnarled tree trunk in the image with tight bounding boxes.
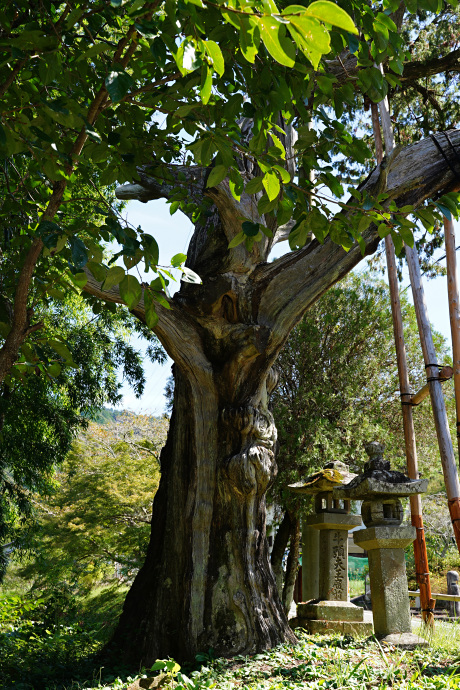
[84,129,460,665]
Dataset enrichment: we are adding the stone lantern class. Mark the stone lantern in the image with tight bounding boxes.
[289,461,373,636]
[334,442,428,648]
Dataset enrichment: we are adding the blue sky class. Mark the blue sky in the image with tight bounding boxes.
[116,198,458,415]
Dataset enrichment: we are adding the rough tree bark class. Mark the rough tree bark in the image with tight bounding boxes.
[271,511,292,599]
[282,514,301,613]
[84,130,460,665]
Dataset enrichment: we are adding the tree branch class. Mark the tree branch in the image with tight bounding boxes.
[253,128,460,356]
[83,270,212,378]
[324,48,460,87]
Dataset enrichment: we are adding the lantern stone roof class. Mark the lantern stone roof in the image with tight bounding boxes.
[333,442,427,500]
[289,460,356,495]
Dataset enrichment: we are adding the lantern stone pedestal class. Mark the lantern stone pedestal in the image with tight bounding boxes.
[290,462,373,637]
[335,443,429,649]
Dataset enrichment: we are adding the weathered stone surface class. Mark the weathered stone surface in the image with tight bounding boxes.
[334,476,428,500]
[361,498,404,527]
[297,600,364,621]
[304,513,361,531]
[353,525,416,551]
[333,443,428,502]
[294,619,373,637]
[302,522,319,601]
[289,461,356,495]
[366,546,412,636]
[302,513,360,602]
[380,632,429,649]
[127,674,168,690]
[341,445,424,640]
[321,527,348,600]
[447,570,460,618]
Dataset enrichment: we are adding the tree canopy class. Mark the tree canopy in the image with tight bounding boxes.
[0,291,165,580]
[15,412,168,596]
[1,0,460,386]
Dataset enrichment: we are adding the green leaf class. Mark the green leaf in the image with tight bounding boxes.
[102,265,125,290]
[258,193,279,215]
[200,64,212,104]
[245,176,264,194]
[436,195,459,219]
[151,291,171,309]
[47,362,61,377]
[228,231,246,248]
[242,221,260,237]
[374,12,397,31]
[119,275,142,310]
[203,40,225,77]
[150,38,167,68]
[398,225,414,247]
[76,43,111,62]
[263,171,281,201]
[144,290,159,330]
[87,261,107,283]
[69,237,88,269]
[71,272,88,288]
[171,253,187,267]
[273,165,290,183]
[257,17,296,67]
[105,69,135,102]
[49,340,75,364]
[289,219,310,249]
[142,234,160,267]
[391,230,403,255]
[206,165,228,188]
[357,214,372,234]
[305,1,358,33]
[434,202,452,220]
[238,16,260,63]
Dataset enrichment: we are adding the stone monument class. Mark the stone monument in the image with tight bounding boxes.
[289,461,373,636]
[335,442,428,649]
[447,570,460,618]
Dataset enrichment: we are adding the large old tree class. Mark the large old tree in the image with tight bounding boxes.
[1,0,460,668]
[88,130,460,664]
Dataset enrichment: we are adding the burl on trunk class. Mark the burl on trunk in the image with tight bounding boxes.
[84,130,460,664]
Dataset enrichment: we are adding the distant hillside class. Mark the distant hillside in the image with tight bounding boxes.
[91,407,122,424]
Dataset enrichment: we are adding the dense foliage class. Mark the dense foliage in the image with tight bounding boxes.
[269,271,454,602]
[272,271,451,494]
[2,0,460,387]
[0,293,165,581]
[16,412,167,595]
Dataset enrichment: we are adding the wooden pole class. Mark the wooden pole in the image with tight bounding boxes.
[443,215,460,545]
[410,366,453,406]
[405,244,460,554]
[371,95,434,623]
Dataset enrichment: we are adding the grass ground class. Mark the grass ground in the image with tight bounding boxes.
[94,626,460,690]
[2,581,460,690]
[4,624,458,690]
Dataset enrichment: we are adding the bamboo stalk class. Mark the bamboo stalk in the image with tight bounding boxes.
[443,215,460,544]
[371,97,434,623]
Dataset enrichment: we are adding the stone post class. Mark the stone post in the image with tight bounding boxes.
[335,442,429,649]
[447,570,460,618]
[302,521,319,601]
[289,461,373,637]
